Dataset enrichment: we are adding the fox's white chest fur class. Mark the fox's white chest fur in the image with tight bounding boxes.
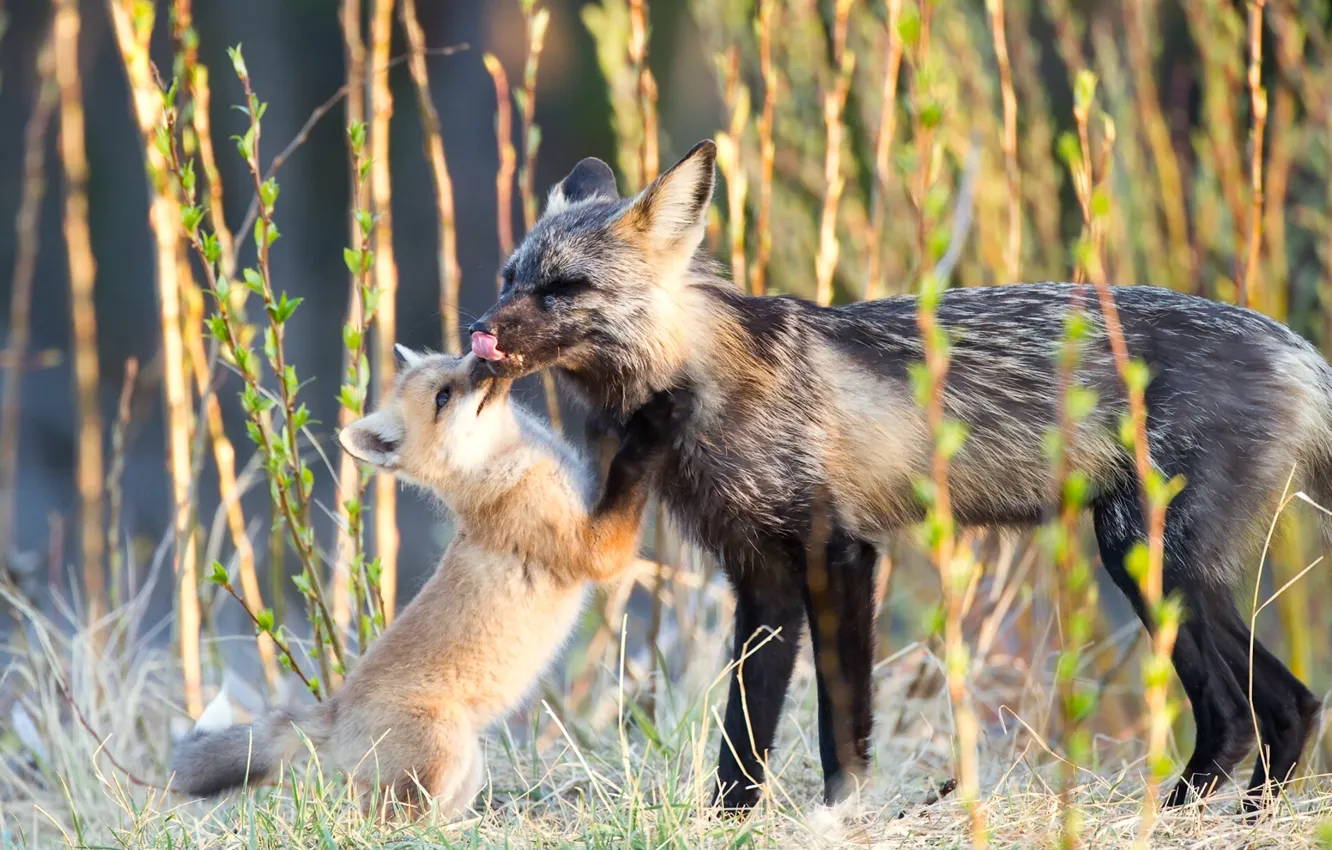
[345,536,590,729]
[444,541,589,722]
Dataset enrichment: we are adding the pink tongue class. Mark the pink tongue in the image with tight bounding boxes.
[471,331,505,361]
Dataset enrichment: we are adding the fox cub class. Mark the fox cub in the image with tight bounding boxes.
[169,347,690,818]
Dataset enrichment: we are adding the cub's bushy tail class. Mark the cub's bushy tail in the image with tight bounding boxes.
[169,703,332,797]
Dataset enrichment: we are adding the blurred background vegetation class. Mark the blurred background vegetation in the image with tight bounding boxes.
[0,0,694,610]
[2,0,1332,814]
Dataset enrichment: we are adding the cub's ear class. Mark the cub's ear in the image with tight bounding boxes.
[339,409,404,471]
[393,343,424,369]
[618,140,716,255]
[545,157,619,216]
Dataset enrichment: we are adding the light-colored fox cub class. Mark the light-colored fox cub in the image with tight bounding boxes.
[169,347,690,818]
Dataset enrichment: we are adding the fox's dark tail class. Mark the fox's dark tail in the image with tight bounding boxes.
[169,703,332,797]
[1283,341,1332,526]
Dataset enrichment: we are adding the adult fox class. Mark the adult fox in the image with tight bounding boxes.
[468,140,1325,811]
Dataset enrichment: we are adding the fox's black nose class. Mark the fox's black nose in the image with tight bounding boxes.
[468,320,491,336]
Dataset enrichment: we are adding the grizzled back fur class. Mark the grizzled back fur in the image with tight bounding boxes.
[475,143,1332,581]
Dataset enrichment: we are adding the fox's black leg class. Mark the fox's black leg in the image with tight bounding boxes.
[594,387,696,517]
[802,521,876,804]
[715,552,805,811]
[1210,606,1320,810]
[1092,484,1253,807]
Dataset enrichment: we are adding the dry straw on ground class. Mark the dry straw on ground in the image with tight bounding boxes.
[2,581,1331,848]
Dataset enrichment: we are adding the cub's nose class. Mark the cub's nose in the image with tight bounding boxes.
[468,320,491,336]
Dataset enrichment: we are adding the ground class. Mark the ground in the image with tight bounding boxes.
[2,568,1330,848]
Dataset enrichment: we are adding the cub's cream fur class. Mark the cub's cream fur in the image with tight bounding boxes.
[169,349,654,819]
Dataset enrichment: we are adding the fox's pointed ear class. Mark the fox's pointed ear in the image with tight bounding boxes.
[546,157,619,216]
[339,409,403,471]
[393,343,423,369]
[619,140,716,255]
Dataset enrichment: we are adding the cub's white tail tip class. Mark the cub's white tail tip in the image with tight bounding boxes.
[194,686,234,733]
[11,703,46,761]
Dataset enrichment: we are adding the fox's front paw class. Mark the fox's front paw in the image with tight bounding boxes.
[633,386,697,440]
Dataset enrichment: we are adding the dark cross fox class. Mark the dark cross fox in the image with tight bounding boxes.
[467,140,1326,811]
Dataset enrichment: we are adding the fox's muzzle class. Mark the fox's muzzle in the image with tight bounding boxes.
[465,355,514,413]
[471,329,504,361]
[467,296,557,378]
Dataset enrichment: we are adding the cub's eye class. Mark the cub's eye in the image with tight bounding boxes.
[435,386,452,414]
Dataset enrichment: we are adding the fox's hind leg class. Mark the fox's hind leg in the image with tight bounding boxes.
[385,722,483,822]
[1100,427,1319,809]
[1211,605,1320,810]
[1092,483,1254,806]
[434,734,484,818]
[357,718,476,823]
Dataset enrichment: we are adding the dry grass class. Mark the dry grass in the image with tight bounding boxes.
[53,0,106,643]
[174,5,281,691]
[106,0,202,714]
[332,0,368,642]
[2,572,1331,849]
[368,0,400,626]
[400,0,462,358]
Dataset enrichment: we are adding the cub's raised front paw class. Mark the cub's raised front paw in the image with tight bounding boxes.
[584,410,625,446]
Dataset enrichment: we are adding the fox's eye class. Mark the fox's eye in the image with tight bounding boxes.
[539,276,592,299]
[435,386,451,414]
